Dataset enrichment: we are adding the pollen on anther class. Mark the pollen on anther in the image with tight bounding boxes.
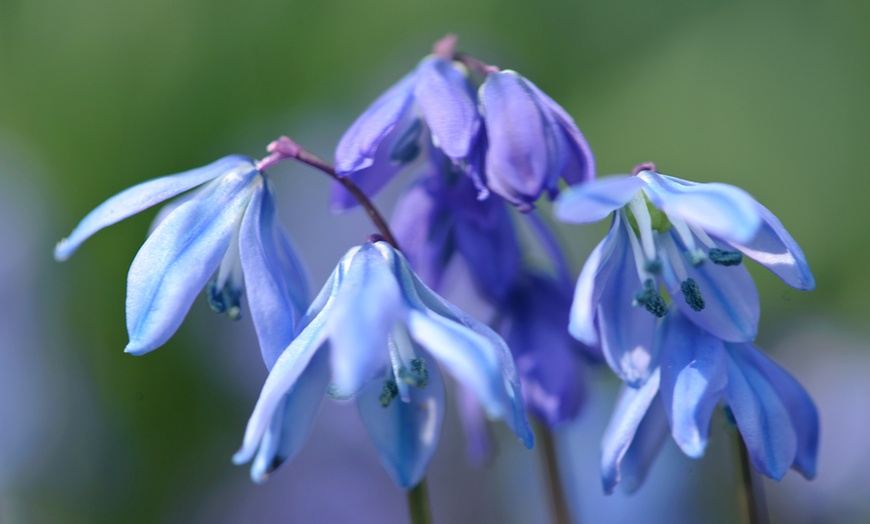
[633,279,668,318]
[681,278,705,311]
[379,379,399,407]
[709,248,743,266]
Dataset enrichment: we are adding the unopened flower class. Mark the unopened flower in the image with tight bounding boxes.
[555,164,814,385]
[479,70,595,211]
[232,241,533,488]
[601,311,818,494]
[54,156,308,363]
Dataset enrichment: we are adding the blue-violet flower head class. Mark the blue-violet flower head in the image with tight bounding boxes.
[232,241,533,488]
[54,155,309,365]
[554,165,814,385]
[479,70,595,211]
[600,310,818,494]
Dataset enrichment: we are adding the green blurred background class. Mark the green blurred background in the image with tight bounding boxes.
[1,0,868,522]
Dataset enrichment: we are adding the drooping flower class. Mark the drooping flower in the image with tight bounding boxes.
[232,241,533,488]
[54,155,309,364]
[601,311,818,494]
[332,47,481,211]
[479,70,595,211]
[554,164,814,385]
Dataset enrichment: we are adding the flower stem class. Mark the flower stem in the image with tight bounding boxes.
[407,478,433,524]
[734,430,769,524]
[261,136,401,250]
[537,423,572,524]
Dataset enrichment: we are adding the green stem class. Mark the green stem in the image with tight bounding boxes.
[407,478,433,524]
[537,424,572,524]
[734,430,769,524]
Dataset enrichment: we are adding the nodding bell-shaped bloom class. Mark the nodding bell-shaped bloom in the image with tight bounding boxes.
[332,53,481,211]
[54,156,309,364]
[232,241,533,488]
[554,165,814,385]
[601,311,818,494]
[479,70,595,211]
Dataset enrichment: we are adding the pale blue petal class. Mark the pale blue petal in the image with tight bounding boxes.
[55,156,253,261]
[555,176,646,225]
[480,71,555,207]
[335,71,417,175]
[640,172,761,244]
[357,350,445,488]
[601,369,662,494]
[239,179,310,369]
[728,342,818,478]
[327,243,398,396]
[568,215,623,346]
[414,57,479,160]
[665,233,760,342]
[725,348,798,480]
[386,243,532,446]
[233,303,334,466]
[249,349,329,483]
[597,220,659,386]
[124,169,259,355]
[617,397,669,494]
[726,201,815,290]
[659,312,728,458]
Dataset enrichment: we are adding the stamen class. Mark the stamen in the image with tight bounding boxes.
[668,215,705,267]
[389,118,423,164]
[206,281,242,320]
[379,379,399,407]
[709,248,743,266]
[662,234,689,282]
[633,279,668,318]
[399,357,429,388]
[623,211,655,284]
[680,278,705,311]
[644,258,663,275]
[627,194,658,261]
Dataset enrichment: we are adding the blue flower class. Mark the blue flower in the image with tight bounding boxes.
[554,165,814,385]
[232,241,533,488]
[54,155,308,365]
[601,311,819,494]
[332,54,481,211]
[479,70,595,211]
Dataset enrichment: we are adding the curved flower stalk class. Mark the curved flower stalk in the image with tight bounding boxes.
[233,241,533,488]
[479,70,595,211]
[554,164,814,385]
[332,35,595,213]
[54,155,309,364]
[601,311,818,494]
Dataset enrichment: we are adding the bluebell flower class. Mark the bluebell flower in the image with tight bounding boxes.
[554,165,814,385]
[479,70,595,211]
[332,53,481,211]
[601,311,819,494]
[390,145,520,301]
[232,241,533,488]
[54,155,309,364]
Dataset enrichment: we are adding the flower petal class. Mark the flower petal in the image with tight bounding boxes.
[357,349,445,488]
[480,70,556,208]
[728,342,818,478]
[665,233,760,343]
[55,156,253,261]
[240,179,310,368]
[726,201,815,290]
[248,348,330,483]
[595,220,659,386]
[601,369,664,494]
[413,57,479,160]
[124,168,259,355]
[640,172,761,244]
[555,176,646,225]
[233,303,334,466]
[659,312,728,458]
[335,71,417,176]
[725,345,798,480]
[567,215,623,346]
[327,243,399,396]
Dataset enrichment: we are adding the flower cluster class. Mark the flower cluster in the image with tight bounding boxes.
[54,33,818,516]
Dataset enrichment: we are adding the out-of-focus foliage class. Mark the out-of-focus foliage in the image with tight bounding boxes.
[0,1,867,522]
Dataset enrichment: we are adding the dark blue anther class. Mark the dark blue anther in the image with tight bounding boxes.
[634,279,668,318]
[709,248,743,266]
[389,118,423,164]
[680,278,705,311]
[379,379,399,407]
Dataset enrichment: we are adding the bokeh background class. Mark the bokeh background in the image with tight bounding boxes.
[1,1,868,522]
